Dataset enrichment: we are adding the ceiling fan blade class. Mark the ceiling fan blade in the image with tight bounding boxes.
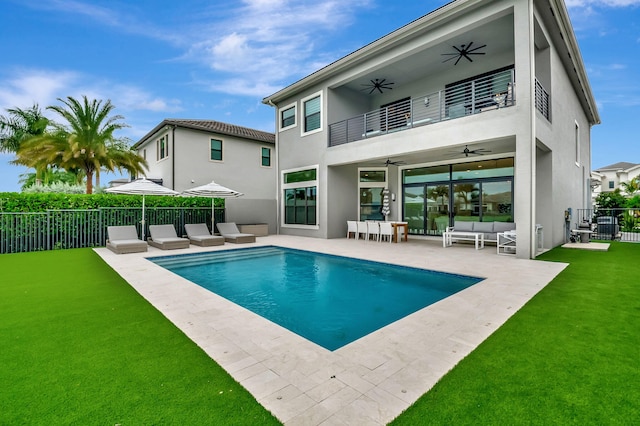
[467,44,487,53]
[442,55,459,63]
[454,55,462,66]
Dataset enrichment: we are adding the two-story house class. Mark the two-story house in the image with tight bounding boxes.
[262,0,600,258]
[133,119,277,233]
[592,162,640,199]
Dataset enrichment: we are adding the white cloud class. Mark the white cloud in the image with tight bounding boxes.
[186,0,374,96]
[0,68,181,119]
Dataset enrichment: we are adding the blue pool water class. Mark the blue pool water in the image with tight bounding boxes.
[150,246,483,351]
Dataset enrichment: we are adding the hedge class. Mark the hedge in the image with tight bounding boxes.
[0,192,222,213]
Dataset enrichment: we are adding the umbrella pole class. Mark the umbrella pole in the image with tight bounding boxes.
[141,195,146,241]
[211,199,215,234]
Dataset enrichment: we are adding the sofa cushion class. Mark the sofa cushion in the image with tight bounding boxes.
[493,222,516,233]
[454,221,474,232]
[473,222,494,233]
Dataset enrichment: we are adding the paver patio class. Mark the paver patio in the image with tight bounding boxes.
[95,235,565,425]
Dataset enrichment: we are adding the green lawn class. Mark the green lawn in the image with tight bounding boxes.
[0,249,279,425]
[391,242,640,424]
[2,244,639,424]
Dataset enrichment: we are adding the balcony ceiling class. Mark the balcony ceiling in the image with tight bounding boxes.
[350,138,517,169]
[340,14,514,93]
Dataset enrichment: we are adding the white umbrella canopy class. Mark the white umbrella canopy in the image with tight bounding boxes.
[181,180,244,232]
[106,178,179,240]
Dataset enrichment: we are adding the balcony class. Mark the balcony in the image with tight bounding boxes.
[329,68,515,147]
[535,78,550,121]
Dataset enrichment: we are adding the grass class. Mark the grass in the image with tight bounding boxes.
[2,244,639,424]
[391,242,640,424]
[0,249,279,425]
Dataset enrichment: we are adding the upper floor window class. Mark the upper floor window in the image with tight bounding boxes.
[157,135,169,160]
[609,181,615,189]
[261,147,271,167]
[280,103,296,130]
[210,138,223,161]
[302,92,322,135]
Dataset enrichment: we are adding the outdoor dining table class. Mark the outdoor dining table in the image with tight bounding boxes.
[390,221,409,243]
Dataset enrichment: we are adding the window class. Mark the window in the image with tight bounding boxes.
[157,135,169,160]
[302,92,322,134]
[358,168,387,221]
[210,138,223,161]
[280,103,296,130]
[261,147,271,167]
[609,181,615,189]
[143,149,146,160]
[282,166,318,227]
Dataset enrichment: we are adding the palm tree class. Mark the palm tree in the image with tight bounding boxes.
[14,96,147,194]
[0,104,49,153]
[621,177,640,196]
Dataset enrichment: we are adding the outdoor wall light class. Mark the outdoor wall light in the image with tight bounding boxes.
[424,97,430,107]
[392,193,396,202]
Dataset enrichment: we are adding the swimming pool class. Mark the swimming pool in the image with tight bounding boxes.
[150,246,483,351]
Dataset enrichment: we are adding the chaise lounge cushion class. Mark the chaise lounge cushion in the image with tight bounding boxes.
[454,221,475,232]
[184,223,225,246]
[148,224,190,250]
[106,225,148,254]
[216,222,256,243]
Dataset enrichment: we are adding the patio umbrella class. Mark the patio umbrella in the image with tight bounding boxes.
[181,180,244,232]
[381,188,391,218]
[106,178,179,240]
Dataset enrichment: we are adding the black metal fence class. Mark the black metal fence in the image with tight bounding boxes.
[0,207,225,254]
[576,208,640,242]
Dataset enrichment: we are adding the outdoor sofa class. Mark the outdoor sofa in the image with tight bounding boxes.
[216,222,256,244]
[106,225,148,254]
[148,224,190,250]
[445,220,516,246]
[184,223,225,246]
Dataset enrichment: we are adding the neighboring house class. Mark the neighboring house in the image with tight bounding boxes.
[591,162,640,199]
[263,0,600,259]
[133,119,277,233]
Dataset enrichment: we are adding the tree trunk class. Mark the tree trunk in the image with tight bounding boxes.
[95,169,101,189]
[86,170,93,194]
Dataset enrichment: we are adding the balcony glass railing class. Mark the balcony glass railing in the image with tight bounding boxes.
[329,68,515,147]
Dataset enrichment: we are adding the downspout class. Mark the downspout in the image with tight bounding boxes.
[528,0,537,258]
[171,125,176,190]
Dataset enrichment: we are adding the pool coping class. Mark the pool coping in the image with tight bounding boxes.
[95,235,567,425]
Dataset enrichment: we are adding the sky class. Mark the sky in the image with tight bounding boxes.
[0,0,639,192]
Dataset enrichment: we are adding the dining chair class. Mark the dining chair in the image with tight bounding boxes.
[366,221,380,242]
[379,222,393,243]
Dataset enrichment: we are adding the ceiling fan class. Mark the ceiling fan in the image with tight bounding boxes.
[460,145,491,157]
[361,78,394,94]
[383,158,406,166]
[442,41,486,65]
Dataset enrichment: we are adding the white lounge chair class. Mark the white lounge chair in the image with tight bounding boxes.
[106,225,148,254]
[216,222,256,243]
[148,224,190,250]
[184,223,225,246]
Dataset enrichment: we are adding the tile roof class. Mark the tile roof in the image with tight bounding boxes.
[134,119,274,148]
[594,162,639,172]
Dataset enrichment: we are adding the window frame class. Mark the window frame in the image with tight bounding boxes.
[261,146,272,168]
[210,138,223,162]
[281,165,319,229]
[279,102,297,131]
[156,134,169,161]
[301,91,323,136]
